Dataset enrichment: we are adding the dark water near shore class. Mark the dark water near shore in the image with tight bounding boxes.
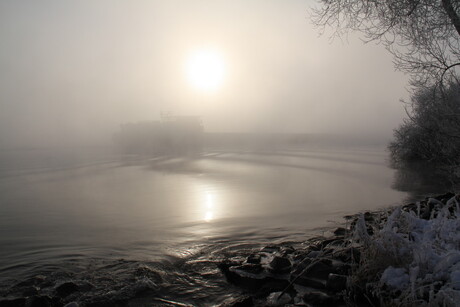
[0,145,446,305]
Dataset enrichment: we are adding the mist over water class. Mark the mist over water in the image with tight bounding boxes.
[1,135,444,304]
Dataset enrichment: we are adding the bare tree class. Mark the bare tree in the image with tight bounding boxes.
[312,0,460,87]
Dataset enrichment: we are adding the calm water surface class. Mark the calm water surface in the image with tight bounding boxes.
[0,146,426,305]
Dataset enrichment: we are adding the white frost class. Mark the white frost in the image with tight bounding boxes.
[380,266,409,290]
[359,194,460,305]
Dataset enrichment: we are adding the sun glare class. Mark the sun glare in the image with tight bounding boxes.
[186,49,226,92]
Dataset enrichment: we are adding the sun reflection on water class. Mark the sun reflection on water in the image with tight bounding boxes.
[204,192,214,222]
[204,211,213,222]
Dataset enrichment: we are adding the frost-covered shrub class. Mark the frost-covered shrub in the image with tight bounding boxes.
[389,82,460,182]
[352,195,460,306]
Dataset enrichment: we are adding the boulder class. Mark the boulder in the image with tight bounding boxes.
[55,282,79,298]
[305,259,335,279]
[290,275,326,289]
[266,292,291,306]
[229,296,253,307]
[303,290,340,306]
[261,245,281,253]
[326,273,347,291]
[233,263,264,275]
[280,246,295,255]
[333,227,347,236]
[246,254,261,264]
[0,298,26,307]
[268,256,291,275]
[27,295,55,307]
[22,286,39,297]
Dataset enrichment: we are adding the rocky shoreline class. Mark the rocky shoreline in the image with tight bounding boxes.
[219,192,460,307]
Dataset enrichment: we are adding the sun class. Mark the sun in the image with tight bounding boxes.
[186,48,226,92]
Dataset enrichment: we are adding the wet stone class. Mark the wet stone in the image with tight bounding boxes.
[307,251,322,258]
[280,246,295,255]
[293,252,311,264]
[14,276,46,288]
[0,298,26,307]
[304,259,335,279]
[22,286,39,297]
[303,290,338,306]
[246,254,261,264]
[229,296,253,307]
[261,245,281,253]
[291,275,326,289]
[55,282,79,298]
[268,256,291,274]
[266,292,291,306]
[364,212,374,222]
[234,263,264,275]
[27,295,55,307]
[326,273,347,291]
[434,192,455,202]
[333,227,347,236]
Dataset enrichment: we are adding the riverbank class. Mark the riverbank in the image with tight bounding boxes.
[219,192,460,306]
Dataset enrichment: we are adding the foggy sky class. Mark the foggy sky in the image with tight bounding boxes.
[0,0,409,148]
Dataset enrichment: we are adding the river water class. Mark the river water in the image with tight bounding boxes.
[0,145,441,305]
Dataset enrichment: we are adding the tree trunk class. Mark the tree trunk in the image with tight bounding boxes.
[442,0,460,37]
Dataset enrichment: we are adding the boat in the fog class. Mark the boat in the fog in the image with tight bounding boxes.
[114,115,204,156]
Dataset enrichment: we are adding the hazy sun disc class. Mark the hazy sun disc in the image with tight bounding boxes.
[186,49,225,91]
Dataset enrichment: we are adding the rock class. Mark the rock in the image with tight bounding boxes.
[303,290,338,306]
[326,273,347,291]
[78,281,94,292]
[229,297,253,307]
[268,256,291,274]
[307,251,322,258]
[364,212,374,222]
[63,303,79,307]
[266,292,291,306]
[27,295,54,307]
[293,252,311,264]
[333,247,360,263]
[333,227,347,236]
[280,246,295,255]
[246,254,261,264]
[22,286,39,297]
[234,263,264,275]
[14,276,46,288]
[310,238,338,251]
[261,245,281,253]
[434,192,455,202]
[290,275,326,289]
[402,203,417,213]
[325,238,346,248]
[220,259,289,293]
[305,259,335,279]
[55,282,79,298]
[0,298,26,307]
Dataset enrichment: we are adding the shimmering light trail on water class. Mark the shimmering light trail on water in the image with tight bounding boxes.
[0,146,426,305]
